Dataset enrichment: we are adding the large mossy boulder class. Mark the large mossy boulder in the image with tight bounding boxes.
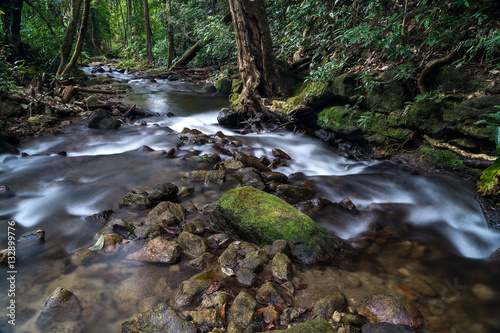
[121,302,197,333]
[208,186,353,264]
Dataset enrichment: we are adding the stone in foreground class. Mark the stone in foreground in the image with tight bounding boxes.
[121,302,196,333]
[208,186,352,264]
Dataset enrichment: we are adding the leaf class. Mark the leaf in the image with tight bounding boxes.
[88,235,105,251]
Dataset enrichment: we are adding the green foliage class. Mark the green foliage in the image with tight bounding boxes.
[475,106,500,154]
[477,157,500,195]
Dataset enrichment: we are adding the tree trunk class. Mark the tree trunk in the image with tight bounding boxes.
[2,0,26,57]
[143,0,154,64]
[228,0,283,121]
[59,0,91,77]
[166,0,175,68]
[57,0,83,74]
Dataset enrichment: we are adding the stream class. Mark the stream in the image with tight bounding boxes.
[1,68,499,332]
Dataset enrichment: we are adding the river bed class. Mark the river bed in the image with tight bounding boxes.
[1,69,499,332]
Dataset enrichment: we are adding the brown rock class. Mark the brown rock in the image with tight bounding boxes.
[126,237,181,264]
[361,294,423,330]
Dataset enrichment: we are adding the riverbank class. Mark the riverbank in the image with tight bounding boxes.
[1,65,500,333]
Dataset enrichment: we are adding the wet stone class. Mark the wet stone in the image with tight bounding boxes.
[361,294,423,331]
[183,219,206,234]
[339,198,358,213]
[256,282,284,305]
[224,158,245,170]
[312,293,348,320]
[276,184,316,201]
[178,186,195,198]
[261,171,288,183]
[119,192,152,209]
[261,305,280,324]
[280,307,300,325]
[174,269,222,307]
[272,148,291,159]
[145,201,186,227]
[95,219,132,240]
[144,182,179,204]
[126,237,181,264]
[178,231,208,258]
[17,229,45,247]
[183,170,209,181]
[206,233,231,249]
[236,267,255,287]
[185,309,221,328]
[85,209,113,226]
[37,287,82,329]
[233,151,270,172]
[228,291,257,329]
[204,170,226,186]
[187,253,219,270]
[271,252,293,282]
[121,302,197,333]
[242,249,269,272]
[133,224,163,239]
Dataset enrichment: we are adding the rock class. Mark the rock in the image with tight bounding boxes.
[202,83,217,93]
[261,305,280,324]
[276,184,316,201]
[217,108,239,128]
[178,186,194,198]
[134,225,163,239]
[215,78,232,95]
[178,231,208,258]
[256,282,285,305]
[183,170,208,181]
[185,309,221,328]
[199,153,222,164]
[361,294,423,330]
[271,252,293,282]
[0,141,19,154]
[224,158,245,170]
[144,183,179,204]
[361,322,415,333]
[272,148,291,160]
[206,233,231,249]
[339,198,358,213]
[183,219,206,234]
[219,241,259,267]
[95,219,132,240]
[126,237,181,263]
[242,249,269,272]
[103,233,122,251]
[312,293,348,319]
[208,186,352,264]
[204,170,226,186]
[17,229,45,247]
[236,267,255,286]
[119,192,152,209]
[270,239,290,257]
[145,201,186,227]
[261,171,288,184]
[472,283,498,302]
[86,95,99,106]
[273,318,336,332]
[280,307,300,325]
[37,287,82,328]
[342,313,365,326]
[187,253,219,270]
[85,209,113,226]
[233,151,270,172]
[121,302,197,333]
[228,291,257,329]
[174,269,223,307]
[88,109,121,130]
[236,167,265,190]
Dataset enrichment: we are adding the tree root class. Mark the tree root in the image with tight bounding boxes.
[424,135,496,161]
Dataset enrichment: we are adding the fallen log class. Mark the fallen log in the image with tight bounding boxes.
[424,135,497,161]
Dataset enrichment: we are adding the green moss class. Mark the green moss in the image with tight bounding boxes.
[229,93,239,104]
[420,146,482,177]
[215,78,231,95]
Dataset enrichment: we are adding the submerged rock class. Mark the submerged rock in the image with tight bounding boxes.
[312,293,348,320]
[121,302,197,333]
[361,294,423,330]
[126,237,181,264]
[208,186,353,264]
[37,287,82,329]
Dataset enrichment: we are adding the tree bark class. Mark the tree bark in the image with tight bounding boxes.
[1,0,26,57]
[143,0,154,64]
[57,0,83,74]
[166,0,175,68]
[59,0,91,77]
[228,0,283,121]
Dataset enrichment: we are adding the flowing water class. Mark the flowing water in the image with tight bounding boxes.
[0,68,499,332]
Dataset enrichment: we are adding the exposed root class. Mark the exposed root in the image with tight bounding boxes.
[424,135,496,161]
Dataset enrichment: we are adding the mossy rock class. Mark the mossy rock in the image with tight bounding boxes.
[364,72,411,113]
[419,146,482,177]
[215,78,232,95]
[260,318,335,333]
[316,106,356,129]
[406,97,444,134]
[477,157,500,196]
[208,186,353,264]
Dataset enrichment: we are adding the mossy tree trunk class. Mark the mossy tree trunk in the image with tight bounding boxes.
[57,0,83,74]
[228,0,283,125]
[143,0,154,64]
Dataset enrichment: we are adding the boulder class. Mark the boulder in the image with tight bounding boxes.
[208,187,352,264]
[217,108,238,128]
[88,109,121,130]
[202,83,217,93]
[215,77,232,95]
[121,302,196,333]
[361,294,423,330]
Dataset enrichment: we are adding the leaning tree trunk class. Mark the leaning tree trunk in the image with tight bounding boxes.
[57,0,83,74]
[228,0,283,122]
[144,0,154,64]
[59,0,91,77]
